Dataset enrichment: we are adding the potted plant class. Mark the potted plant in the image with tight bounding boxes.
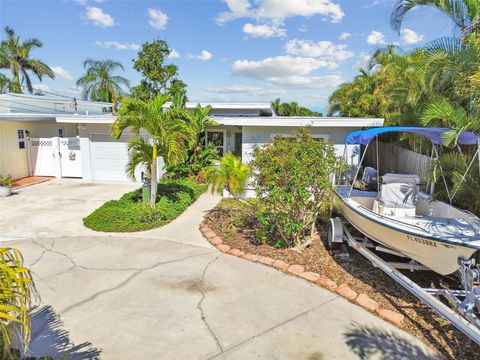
[0,174,13,197]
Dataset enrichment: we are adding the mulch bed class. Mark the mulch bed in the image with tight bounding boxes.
[205,199,479,360]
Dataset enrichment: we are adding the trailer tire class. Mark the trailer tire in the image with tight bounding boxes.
[327,218,344,250]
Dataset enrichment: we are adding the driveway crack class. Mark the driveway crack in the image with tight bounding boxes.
[60,252,213,315]
[195,254,223,354]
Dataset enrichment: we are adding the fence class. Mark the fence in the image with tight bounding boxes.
[364,142,433,184]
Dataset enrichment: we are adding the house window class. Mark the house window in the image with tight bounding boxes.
[205,131,225,157]
[17,129,25,149]
[58,127,65,138]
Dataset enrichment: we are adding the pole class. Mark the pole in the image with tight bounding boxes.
[376,135,380,192]
[348,142,370,198]
[433,145,452,204]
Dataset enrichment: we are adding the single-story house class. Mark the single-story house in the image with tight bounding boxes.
[0,93,384,186]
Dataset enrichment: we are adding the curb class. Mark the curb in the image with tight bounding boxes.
[199,221,405,327]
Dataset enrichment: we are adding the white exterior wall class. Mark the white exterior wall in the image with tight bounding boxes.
[0,120,77,179]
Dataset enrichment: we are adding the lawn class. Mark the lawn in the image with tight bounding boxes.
[84,178,207,232]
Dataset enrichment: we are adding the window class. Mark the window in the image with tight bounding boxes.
[17,129,25,149]
[205,131,225,157]
[58,127,65,138]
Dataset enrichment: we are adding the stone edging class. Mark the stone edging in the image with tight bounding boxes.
[200,222,405,327]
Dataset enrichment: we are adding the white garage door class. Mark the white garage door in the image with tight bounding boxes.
[90,134,131,181]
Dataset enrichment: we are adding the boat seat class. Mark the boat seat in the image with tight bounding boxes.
[374,173,420,217]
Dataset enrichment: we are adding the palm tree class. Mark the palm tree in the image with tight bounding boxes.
[76,59,129,111]
[0,73,9,93]
[0,247,37,357]
[112,94,189,204]
[391,0,480,38]
[184,104,215,168]
[125,136,153,181]
[0,26,54,93]
[207,152,251,200]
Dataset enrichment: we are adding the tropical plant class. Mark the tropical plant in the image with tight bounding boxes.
[0,74,10,93]
[207,152,251,199]
[391,0,480,39]
[125,136,153,181]
[76,59,129,111]
[0,247,37,358]
[0,174,13,187]
[271,98,323,116]
[0,26,54,93]
[165,145,218,180]
[112,94,189,204]
[251,128,347,248]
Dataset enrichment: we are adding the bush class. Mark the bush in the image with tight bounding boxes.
[83,178,207,232]
[251,128,347,248]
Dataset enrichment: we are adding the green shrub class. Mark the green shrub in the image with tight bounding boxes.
[0,174,13,187]
[251,128,347,248]
[83,178,207,232]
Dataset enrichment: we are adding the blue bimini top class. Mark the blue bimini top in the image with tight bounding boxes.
[345,126,478,146]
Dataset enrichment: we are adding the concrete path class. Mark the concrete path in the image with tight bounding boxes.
[0,180,438,359]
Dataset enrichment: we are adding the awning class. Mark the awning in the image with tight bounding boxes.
[345,126,478,145]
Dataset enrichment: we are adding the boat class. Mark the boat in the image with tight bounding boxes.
[331,127,480,276]
[328,127,480,344]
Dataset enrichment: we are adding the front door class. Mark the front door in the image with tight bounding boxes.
[234,132,242,157]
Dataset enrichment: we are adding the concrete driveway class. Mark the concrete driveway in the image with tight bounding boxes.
[0,180,438,359]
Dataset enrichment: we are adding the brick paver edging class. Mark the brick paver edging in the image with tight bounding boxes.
[199,222,405,327]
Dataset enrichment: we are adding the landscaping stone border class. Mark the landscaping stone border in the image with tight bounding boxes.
[200,222,405,327]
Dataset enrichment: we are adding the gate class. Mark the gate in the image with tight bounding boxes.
[27,137,82,178]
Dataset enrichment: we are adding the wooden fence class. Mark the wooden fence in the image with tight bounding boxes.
[364,142,433,184]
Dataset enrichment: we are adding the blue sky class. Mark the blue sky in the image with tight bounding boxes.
[0,0,455,112]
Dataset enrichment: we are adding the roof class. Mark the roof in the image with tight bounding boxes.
[215,116,384,128]
[346,126,478,145]
[0,93,113,106]
[163,102,274,116]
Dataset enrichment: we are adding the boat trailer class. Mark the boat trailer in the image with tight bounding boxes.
[329,217,480,346]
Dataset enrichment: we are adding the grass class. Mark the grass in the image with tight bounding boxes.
[83,178,207,232]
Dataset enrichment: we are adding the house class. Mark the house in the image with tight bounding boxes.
[0,94,384,185]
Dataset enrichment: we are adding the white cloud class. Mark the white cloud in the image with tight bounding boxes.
[367,30,386,45]
[206,85,286,96]
[353,52,371,70]
[95,41,140,50]
[339,32,351,40]
[242,22,286,38]
[231,55,342,88]
[148,8,168,30]
[217,0,344,24]
[50,66,74,81]
[85,6,115,27]
[195,50,213,61]
[400,28,424,44]
[285,39,353,61]
[168,49,181,58]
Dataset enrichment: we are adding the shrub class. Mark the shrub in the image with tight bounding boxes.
[0,174,13,187]
[83,178,207,232]
[251,128,347,248]
[207,152,251,199]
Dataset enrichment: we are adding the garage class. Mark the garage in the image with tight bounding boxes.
[89,133,131,182]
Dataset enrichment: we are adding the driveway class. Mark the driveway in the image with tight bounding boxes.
[0,180,438,359]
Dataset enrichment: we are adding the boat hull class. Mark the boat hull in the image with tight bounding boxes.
[334,192,477,275]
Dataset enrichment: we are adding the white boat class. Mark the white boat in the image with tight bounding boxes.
[332,127,480,275]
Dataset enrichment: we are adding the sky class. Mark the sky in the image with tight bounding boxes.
[0,0,456,113]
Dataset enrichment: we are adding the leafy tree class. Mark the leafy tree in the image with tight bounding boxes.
[132,39,187,100]
[76,59,129,111]
[207,152,251,199]
[251,128,347,248]
[271,98,323,116]
[112,94,189,204]
[0,26,54,93]
[0,73,9,93]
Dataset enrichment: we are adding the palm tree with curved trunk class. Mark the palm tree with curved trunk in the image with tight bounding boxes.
[0,26,54,93]
[112,94,189,204]
[391,0,480,38]
[76,59,129,111]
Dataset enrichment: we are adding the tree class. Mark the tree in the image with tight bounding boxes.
[132,39,187,100]
[391,0,480,39]
[251,128,346,248]
[112,94,189,204]
[125,136,153,181]
[0,26,54,93]
[76,59,129,111]
[271,98,323,116]
[0,73,9,93]
[207,152,251,199]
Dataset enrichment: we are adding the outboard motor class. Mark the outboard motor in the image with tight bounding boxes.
[362,167,378,191]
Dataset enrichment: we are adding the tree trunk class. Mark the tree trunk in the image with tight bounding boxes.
[150,141,158,206]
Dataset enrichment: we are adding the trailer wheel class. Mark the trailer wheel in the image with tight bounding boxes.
[327,218,344,250]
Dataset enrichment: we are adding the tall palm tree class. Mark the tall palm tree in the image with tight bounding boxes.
[125,136,153,181]
[391,0,480,38]
[184,104,215,166]
[76,59,129,111]
[0,26,54,93]
[112,94,189,204]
